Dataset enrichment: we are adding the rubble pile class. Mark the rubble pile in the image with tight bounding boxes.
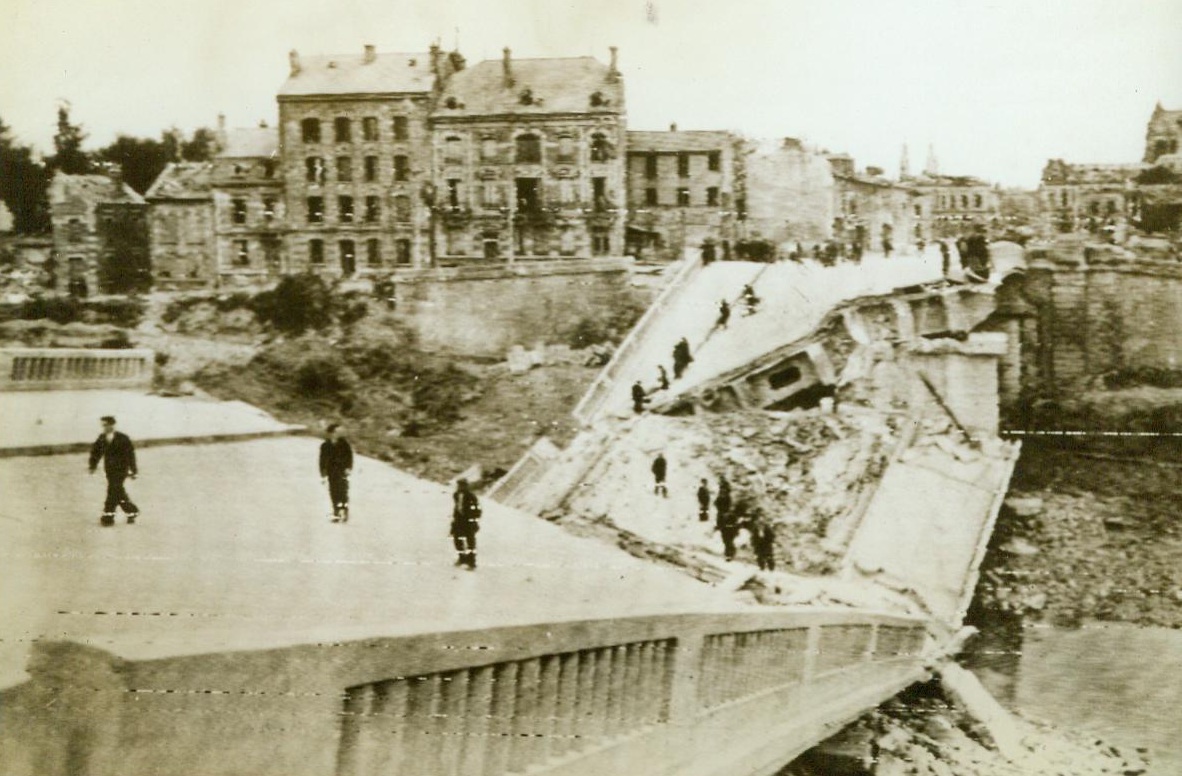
[811,684,1148,776]
[565,407,901,574]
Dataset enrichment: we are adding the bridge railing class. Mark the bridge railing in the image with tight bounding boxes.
[0,347,154,391]
[3,608,933,776]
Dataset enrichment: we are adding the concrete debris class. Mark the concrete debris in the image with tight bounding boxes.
[1004,496,1044,517]
[999,538,1040,556]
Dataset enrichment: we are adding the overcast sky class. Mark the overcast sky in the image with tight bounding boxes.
[2,0,1180,186]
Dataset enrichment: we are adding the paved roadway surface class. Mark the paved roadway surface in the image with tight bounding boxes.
[600,248,948,420]
[0,390,301,452]
[0,436,745,687]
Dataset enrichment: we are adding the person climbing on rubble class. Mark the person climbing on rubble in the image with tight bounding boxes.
[697,479,711,522]
[651,453,668,497]
[716,299,731,330]
[939,240,951,277]
[631,380,648,414]
[750,519,776,572]
[714,476,737,560]
[741,284,761,316]
[657,365,670,391]
[672,337,693,380]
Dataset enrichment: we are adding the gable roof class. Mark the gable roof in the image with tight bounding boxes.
[627,130,731,153]
[49,173,145,207]
[220,128,278,159]
[435,57,623,118]
[278,51,435,97]
[145,163,213,200]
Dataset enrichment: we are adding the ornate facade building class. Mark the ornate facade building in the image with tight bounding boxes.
[428,48,626,263]
[276,45,462,275]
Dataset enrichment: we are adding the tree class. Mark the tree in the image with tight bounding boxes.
[49,104,93,175]
[0,117,51,233]
[182,127,219,161]
[97,134,172,195]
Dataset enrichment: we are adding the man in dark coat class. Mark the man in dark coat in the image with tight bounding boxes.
[697,479,711,522]
[631,380,648,414]
[657,365,670,391]
[88,416,139,526]
[751,519,776,572]
[652,453,668,497]
[319,423,354,523]
[717,299,731,330]
[451,479,482,569]
[714,476,736,559]
[672,338,693,379]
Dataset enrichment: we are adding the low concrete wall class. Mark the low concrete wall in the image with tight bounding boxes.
[0,609,932,776]
[0,347,154,391]
[392,258,642,357]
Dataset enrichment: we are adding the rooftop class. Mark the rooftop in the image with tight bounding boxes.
[435,55,623,118]
[278,50,435,97]
[627,130,733,154]
[144,162,212,200]
[48,173,145,207]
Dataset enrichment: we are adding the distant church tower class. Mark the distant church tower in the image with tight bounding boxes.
[924,144,940,176]
[899,144,911,180]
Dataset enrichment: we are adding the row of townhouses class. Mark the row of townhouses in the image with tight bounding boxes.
[49,42,1154,295]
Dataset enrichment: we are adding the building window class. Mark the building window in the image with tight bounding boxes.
[337,156,353,182]
[365,196,380,223]
[339,240,356,274]
[677,153,690,178]
[706,187,719,207]
[232,198,247,224]
[677,187,691,206]
[307,196,324,223]
[362,117,379,142]
[973,194,982,208]
[592,177,608,210]
[914,204,922,216]
[708,152,721,172]
[447,179,461,208]
[263,159,276,178]
[590,133,609,163]
[481,136,498,160]
[394,155,410,182]
[394,195,412,222]
[301,118,321,143]
[309,239,324,265]
[591,228,610,256]
[305,157,325,184]
[515,178,540,211]
[445,137,464,165]
[364,156,378,182]
[557,135,575,162]
[395,239,412,265]
[334,117,351,143]
[645,154,658,179]
[233,239,249,266]
[392,116,409,141]
[366,239,381,266]
[960,195,969,208]
[515,134,541,164]
[263,197,277,222]
[339,195,355,223]
[645,188,658,206]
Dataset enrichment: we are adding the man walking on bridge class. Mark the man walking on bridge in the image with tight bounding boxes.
[451,479,482,569]
[320,423,353,523]
[88,416,139,527]
[672,337,693,379]
[652,453,668,497]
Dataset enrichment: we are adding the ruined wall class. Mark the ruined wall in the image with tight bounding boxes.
[393,260,646,356]
[743,140,835,246]
[1019,245,1182,397]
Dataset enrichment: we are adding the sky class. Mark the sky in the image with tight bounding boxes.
[1,0,1180,187]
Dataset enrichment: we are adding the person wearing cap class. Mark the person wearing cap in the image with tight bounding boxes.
[88,416,139,526]
[319,423,353,523]
[450,479,482,569]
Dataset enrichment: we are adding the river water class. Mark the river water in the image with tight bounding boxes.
[966,618,1182,776]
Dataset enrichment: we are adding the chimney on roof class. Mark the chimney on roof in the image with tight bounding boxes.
[289,50,301,77]
[216,113,227,148]
[670,123,678,132]
[502,47,513,87]
[106,163,124,188]
[363,44,376,64]
[608,46,619,81]
[259,119,268,128]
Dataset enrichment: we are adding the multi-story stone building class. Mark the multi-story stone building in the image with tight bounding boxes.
[741,137,836,248]
[1038,159,1143,236]
[624,127,738,260]
[428,48,626,263]
[277,45,462,275]
[144,162,215,288]
[48,168,148,295]
[1144,102,1182,165]
[907,174,999,240]
[211,124,284,283]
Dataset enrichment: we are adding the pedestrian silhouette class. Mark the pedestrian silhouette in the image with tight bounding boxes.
[652,453,668,497]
